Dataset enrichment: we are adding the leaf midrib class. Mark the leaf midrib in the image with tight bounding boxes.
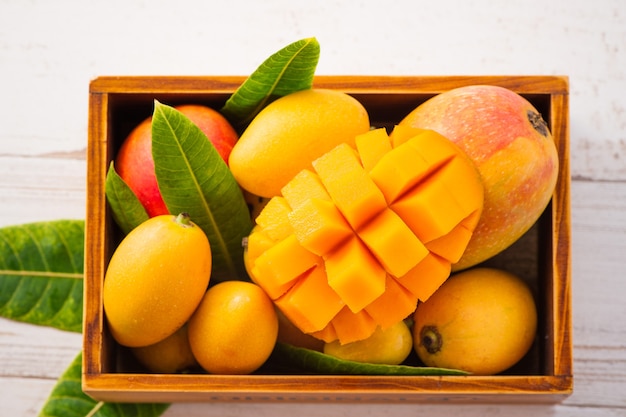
[0,270,83,279]
[157,104,236,278]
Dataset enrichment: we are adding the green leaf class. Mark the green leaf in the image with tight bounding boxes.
[105,162,149,235]
[38,352,169,417]
[0,219,84,333]
[221,37,320,129]
[272,343,470,376]
[152,101,253,282]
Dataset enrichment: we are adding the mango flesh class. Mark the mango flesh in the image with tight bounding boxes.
[228,89,370,198]
[399,85,559,270]
[246,127,484,344]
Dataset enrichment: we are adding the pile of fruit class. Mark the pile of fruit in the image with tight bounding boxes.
[102,38,558,376]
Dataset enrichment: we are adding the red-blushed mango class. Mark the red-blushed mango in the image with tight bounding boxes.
[228,89,370,198]
[399,85,559,271]
[115,105,238,217]
[245,127,485,344]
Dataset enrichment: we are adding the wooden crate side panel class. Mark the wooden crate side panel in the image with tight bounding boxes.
[549,89,573,381]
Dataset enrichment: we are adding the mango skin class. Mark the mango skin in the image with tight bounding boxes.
[228,89,370,198]
[399,85,559,270]
[103,214,212,348]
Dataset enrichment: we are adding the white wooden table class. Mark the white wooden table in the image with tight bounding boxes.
[1,1,625,416]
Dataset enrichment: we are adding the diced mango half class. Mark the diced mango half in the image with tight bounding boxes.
[252,234,321,300]
[358,208,428,277]
[275,265,345,334]
[312,143,387,230]
[281,169,331,210]
[287,197,354,256]
[245,126,484,344]
[254,196,293,241]
[324,236,386,313]
[355,127,393,171]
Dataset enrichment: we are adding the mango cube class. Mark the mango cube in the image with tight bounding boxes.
[355,127,393,171]
[254,196,293,241]
[330,306,378,345]
[396,253,451,302]
[288,198,354,256]
[365,274,418,329]
[275,265,345,334]
[252,234,321,300]
[358,208,429,277]
[390,172,469,243]
[313,143,387,229]
[324,236,386,313]
[281,169,331,210]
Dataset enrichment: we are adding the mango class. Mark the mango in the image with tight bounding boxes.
[116,105,238,217]
[228,89,370,198]
[246,127,485,344]
[413,267,537,375]
[399,85,559,270]
[103,213,212,347]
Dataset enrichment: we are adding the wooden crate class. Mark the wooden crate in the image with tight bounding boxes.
[83,75,572,403]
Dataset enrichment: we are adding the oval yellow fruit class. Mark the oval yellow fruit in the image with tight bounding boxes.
[413,267,537,375]
[323,321,413,365]
[103,213,212,348]
[228,88,370,198]
[187,280,278,375]
[130,324,198,373]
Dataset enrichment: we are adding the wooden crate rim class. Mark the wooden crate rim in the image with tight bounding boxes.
[89,74,570,95]
[83,75,572,403]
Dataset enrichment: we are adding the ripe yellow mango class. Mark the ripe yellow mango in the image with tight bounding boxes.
[228,89,370,198]
[246,127,485,344]
[103,213,212,348]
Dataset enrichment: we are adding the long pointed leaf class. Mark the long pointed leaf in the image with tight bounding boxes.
[272,343,469,376]
[105,161,149,235]
[221,37,320,128]
[38,352,169,417]
[152,101,252,282]
[0,220,84,332]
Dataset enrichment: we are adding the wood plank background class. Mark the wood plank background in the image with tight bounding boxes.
[1,0,625,416]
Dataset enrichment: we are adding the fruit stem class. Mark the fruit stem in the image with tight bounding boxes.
[527,109,549,137]
[420,325,443,354]
[175,212,192,227]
